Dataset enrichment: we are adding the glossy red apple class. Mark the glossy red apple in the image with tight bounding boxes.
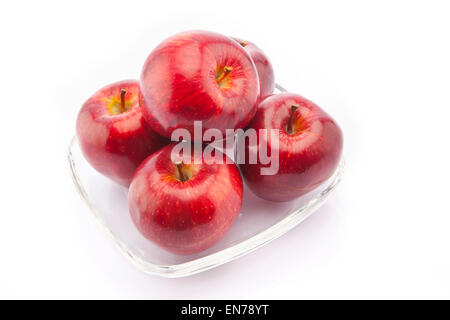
[232,37,275,100]
[128,143,243,254]
[238,93,343,202]
[76,80,168,187]
[140,30,260,141]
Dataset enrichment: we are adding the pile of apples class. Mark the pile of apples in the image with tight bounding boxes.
[76,30,343,255]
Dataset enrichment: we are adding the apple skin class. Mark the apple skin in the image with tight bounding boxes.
[76,80,169,187]
[232,37,275,100]
[128,143,243,255]
[238,93,343,202]
[140,30,260,141]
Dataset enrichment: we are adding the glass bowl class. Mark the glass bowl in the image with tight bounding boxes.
[68,84,344,278]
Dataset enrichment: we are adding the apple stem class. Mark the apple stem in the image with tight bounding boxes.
[216,66,233,83]
[287,105,299,134]
[175,162,187,182]
[120,89,126,112]
[239,40,247,47]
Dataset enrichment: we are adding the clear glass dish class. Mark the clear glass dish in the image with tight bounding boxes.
[67,84,345,278]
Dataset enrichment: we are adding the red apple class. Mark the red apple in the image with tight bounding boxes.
[128,143,243,254]
[232,37,275,100]
[140,30,260,141]
[76,80,168,187]
[238,93,343,202]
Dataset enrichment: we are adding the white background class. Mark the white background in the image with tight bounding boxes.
[1,0,450,299]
